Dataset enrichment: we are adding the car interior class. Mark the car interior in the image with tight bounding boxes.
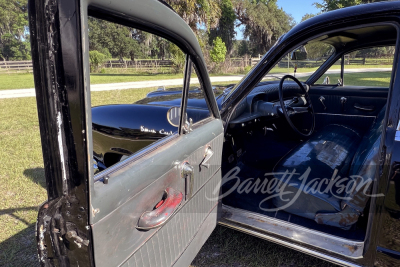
[220,24,397,241]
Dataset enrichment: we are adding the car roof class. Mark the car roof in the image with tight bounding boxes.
[281,1,400,45]
[86,0,203,58]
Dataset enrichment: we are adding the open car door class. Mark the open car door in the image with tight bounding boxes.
[29,0,223,266]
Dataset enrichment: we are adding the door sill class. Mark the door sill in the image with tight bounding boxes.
[218,205,363,266]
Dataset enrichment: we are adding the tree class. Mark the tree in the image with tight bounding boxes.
[314,0,386,12]
[299,13,334,60]
[209,0,236,54]
[88,18,141,61]
[89,51,107,72]
[169,43,186,73]
[237,40,251,56]
[165,0,221,33]
[0,0,30,60]
[210,37,227,63]
[301,13,319,22]
[234,0,295,56]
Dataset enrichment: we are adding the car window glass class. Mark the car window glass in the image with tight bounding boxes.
[343,46,394,87]
[88,17,187,173]
[315,46,395,87]
[262,41,335,83]
[314,58,342,85]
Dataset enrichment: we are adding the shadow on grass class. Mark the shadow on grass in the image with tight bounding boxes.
[24,168,46,189]
[0,206,39,267]
[191,226,339,267]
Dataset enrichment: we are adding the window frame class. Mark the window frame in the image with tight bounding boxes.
[310,42,398,87]
[88,12,217,181]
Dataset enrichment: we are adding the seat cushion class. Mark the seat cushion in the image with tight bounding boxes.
[273,124,362,220]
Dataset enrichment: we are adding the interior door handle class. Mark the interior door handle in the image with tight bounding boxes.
[200,146,214,169]
[136,187,183,230]
[319,96,327,110]
[354,103,375,112]
[340,97,347,112]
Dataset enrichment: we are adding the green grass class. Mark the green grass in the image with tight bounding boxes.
[315,71,392,87]
[0,73,35,90]
[0,64,391,90]
[0,97,45,266]
[269,64,392,75]
[0,71,186,90]
[190,226,338,267]
[0,68,242,91]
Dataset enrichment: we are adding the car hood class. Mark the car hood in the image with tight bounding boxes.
[134,85,233,110]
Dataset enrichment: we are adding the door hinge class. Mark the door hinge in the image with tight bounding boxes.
[65,230,90,248]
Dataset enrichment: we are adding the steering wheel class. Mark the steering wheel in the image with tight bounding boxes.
[278,75,315,137]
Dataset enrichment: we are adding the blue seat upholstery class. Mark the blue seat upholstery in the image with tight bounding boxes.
[273,106,386,229]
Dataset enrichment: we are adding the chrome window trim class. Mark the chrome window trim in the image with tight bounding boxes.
[315,113,376,118]
[94,133,178,182]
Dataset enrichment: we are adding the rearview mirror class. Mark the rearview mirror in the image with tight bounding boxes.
[291,46,308,60]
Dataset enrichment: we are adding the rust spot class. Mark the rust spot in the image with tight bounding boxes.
[338,213,358,227]
[343,244,358,254]
[256,219,267,223]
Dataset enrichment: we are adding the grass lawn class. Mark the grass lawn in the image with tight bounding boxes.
[314,71,392,87]
[0,69,241,91]
[0,63,392,90]
[0,72,186,90]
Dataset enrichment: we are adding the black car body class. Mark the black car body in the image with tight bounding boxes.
[29,0,400,266]
[92,87,228,169]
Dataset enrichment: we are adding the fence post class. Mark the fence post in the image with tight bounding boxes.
[5,60,9,75]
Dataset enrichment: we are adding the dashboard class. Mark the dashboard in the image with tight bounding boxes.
[228,81,309,126]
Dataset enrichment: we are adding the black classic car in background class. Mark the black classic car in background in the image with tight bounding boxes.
[92,86,228,171]
[29,0,400,266]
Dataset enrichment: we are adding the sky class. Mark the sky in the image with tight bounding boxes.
[236,0,320,40]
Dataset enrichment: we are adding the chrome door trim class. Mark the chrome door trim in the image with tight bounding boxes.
[219,205,364,263]
[94,133,179,182]
[315,113,376,118]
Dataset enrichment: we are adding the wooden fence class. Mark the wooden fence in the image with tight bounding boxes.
[0,56,394,75]
[0,57,260,74]
[0,60,33,74]
[103,59,173,71]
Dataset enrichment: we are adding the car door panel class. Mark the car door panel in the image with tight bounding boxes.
[91,120,223,267]
[309,85,388,132]
[120,171,221,267]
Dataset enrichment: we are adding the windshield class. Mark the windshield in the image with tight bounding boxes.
[223,36,336,103]
[262,42,335,83]
[222,33,286,102]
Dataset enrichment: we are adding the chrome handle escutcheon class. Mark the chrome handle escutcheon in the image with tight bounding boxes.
[181,162,194,200]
